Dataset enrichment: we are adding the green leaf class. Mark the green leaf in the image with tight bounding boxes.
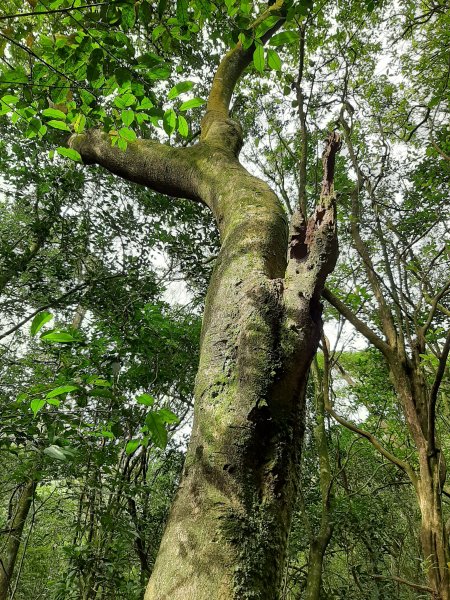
[41,331,76,343]
[31,399,46,417]
[125,439,141,454]
[114,93,136,109]
[136,393,155,406]
[145,411,168,449]
[30,311,53,336]
[46,398,61,406]
[176,0,189,24]
[158,408,179,424]
[148,64,171,80]
[158,0,168,18]
[73,113,86,133]
[118,127,137,141]
[267,48,282,71]
[121,109,135,126]
[46,385,78,399]
[100,430,115,439]
[56,147,82,162]
[177,114,189,137]
[163,109,177,135]
[44,445,66,461]
[47,120,71,131]
[168,80,194,100]
[91,379,112,387]
[42,107,67,120]
[253,44,265,74]
[137,97,154,110]
[80,89,96,106]
[121,4,136,30]
[269,31,300,46]
[179,97,206,111]
[1,94,19,105]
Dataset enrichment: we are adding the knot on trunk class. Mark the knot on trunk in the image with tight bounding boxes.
[69,129,105,165]
[200,113,243,156]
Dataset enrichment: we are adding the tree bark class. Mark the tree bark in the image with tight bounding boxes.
[0,480,36,600]
[141,130,339,600]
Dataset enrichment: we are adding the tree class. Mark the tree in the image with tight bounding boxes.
[62,2,341,597]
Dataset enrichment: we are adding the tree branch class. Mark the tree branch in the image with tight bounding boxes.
[204,0,285,124]
[326,405,417,485]
[0,274,124,340]
[428,328,450,450]
[0,2,109,20]
[322,287,392,358]
[372,574,433,594]
[69,131,204,202]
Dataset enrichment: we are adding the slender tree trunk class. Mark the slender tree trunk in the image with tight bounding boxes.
[0,480,36,600]
[304,536,332,600]
[393,365,450,600]
[304,358,334,600]
[416,451,450,599]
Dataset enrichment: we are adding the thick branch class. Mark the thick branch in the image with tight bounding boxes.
[428,328,450,450]
[204,0,285,123]
[69,131,204,202]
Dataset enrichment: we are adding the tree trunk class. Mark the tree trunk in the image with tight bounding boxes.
[144,142,334,599]
[70,124,340,599]
[417,452,450,600]
[304,535,332,600]
[71,25,341,594]
[0,480,36,600]
[304,358,334,600]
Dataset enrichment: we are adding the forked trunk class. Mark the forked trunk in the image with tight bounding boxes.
[70,82,340,600]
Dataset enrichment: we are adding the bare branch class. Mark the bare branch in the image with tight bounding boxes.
[326,406,417,484]
[372,575,434,595]
[322,287,392,358]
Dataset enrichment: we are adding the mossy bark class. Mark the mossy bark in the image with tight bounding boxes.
[71,101,340,600]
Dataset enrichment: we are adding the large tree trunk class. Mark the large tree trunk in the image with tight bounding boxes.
[70,125,340,598]
[144,136,339,599]
[0,480,36,600]
[70,6,341,593]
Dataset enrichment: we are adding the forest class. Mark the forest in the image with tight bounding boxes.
[0,0,449,598]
